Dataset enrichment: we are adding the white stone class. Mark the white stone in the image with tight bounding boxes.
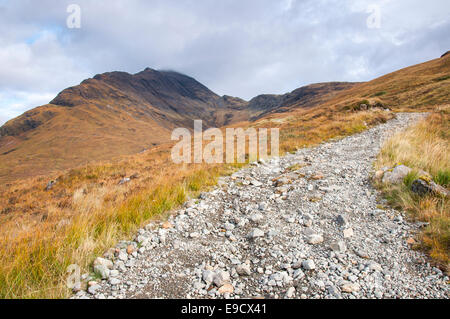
[302,260,316,270]
[93,257,113,269]
[343,228,354,238]
[93,264,110,279]
[306,234,324,244]
[236,264,252,276]
[330,240,347,253]
[286,287,296,298]
[109,278,121,285]
[213,271,231,287]
[248,228,265,239]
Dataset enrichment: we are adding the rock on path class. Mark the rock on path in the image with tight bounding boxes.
[75,113,449,299]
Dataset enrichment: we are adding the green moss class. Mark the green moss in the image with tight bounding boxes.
[418,175,432,183]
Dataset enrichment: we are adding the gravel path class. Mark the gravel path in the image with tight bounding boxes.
[76,112,449,299]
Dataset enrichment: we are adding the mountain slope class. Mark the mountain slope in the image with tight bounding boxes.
[252,53,450,140]
[319,54,450,111]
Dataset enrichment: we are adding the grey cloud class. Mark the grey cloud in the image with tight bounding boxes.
[0,0,449,122]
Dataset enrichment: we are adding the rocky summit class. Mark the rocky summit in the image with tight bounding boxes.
[74,113,448,300]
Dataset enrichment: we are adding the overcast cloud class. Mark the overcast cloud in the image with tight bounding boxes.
[0,0,449,125]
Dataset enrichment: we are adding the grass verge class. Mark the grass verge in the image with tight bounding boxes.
[375,105,449,271]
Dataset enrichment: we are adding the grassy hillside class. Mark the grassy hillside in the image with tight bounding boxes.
[318,54,450,111]
[0,103,172,181]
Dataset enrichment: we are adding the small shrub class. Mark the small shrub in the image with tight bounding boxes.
[433,75,450,82]
[404,171,419,188]
[373,91,387,97]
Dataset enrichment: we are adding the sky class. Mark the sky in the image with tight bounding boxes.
[0,0,449,125]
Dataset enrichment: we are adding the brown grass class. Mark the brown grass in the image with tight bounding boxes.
[375,106,450,270]
[0,148,240,298]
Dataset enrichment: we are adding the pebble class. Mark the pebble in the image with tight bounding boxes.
[302,260,316,270]
[306,234,324,244]
[341,282,360,293]
[330,240,347,253]
[218,284,234,294]
[236,264,252,276]
[286,287,296,298]
[213,271,231,287]
[343,228,354,238]
[248,228,265,239]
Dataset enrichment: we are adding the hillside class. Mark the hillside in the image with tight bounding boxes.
[318,54,450,111]
[247,54,450,153]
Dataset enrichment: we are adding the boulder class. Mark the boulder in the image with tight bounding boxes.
[411,178,449,197]
[93,264,110,279]
[93,257,113,269]
[382,165,412,184]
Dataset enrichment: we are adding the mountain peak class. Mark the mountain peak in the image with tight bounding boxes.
[49,67,221,110]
